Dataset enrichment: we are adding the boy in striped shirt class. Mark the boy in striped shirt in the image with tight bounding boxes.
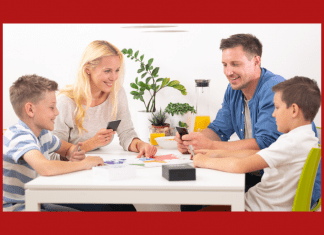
[3,74,104,211]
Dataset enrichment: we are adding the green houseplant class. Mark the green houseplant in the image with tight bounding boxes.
[121,48,187,112]
[164,102,196,116]
[148,108,173,144]
[164,102,196,129]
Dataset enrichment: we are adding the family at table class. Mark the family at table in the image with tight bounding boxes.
[3,33,321,212]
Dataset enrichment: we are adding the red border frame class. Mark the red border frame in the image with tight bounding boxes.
[1,1,323,234]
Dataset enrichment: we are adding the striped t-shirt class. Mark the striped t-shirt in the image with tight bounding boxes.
[3,119,61,211]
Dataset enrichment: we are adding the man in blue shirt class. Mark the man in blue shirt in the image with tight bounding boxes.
[176,34,320,210]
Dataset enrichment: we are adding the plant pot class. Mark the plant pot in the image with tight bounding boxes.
[136,111,152,142]
[149,123,174,145]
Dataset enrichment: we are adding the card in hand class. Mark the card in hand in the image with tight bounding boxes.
[176,127,189,140]
[106,120,121,131]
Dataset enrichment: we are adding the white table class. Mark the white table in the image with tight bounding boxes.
[25,141,245,211]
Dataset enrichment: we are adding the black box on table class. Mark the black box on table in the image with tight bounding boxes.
[162,164,196,181]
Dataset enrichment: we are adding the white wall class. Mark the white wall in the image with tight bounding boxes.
[3,24,321,134]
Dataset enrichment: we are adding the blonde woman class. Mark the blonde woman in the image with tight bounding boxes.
[53,40,157,158]
[51,40,159,211]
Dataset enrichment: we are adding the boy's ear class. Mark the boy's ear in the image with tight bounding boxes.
[85,67,90,75]
[291,103,300,118]
[25,102,35,118]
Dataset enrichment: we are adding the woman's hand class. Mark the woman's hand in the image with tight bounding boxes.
[136,142,157,158]
[91,128,116,149]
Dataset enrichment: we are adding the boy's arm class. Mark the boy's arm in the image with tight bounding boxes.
[193,153,269,173]
[23,149,104,176]
[194,149,260,159]
[55,140,84,161]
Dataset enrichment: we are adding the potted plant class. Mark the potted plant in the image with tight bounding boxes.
[164,102,196,129]
[121,48,188,141]
[121,48,187,112]
[148,108,173,145]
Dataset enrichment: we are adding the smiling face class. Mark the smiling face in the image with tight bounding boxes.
[87,55,121,94]
[33,91,59,133]
[272,91,292,133]
[222,46,261,98]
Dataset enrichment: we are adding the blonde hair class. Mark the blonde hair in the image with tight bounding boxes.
[59,40,125,134]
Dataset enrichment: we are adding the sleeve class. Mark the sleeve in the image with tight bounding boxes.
[257,134,296,168]
[207,85,235,141]
[4,131,41,163]
[115,87,139,151]
[52,95,75,142]
[48,132,61,153]
[253,80,282,150]
[50,95,75,160]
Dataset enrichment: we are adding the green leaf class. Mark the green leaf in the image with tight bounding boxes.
[152,67,159,77]
[161,78,170,88]
[167,80,180,87]
[146,76,152,84]
[135,77,138,84]
[134,50,139,58]
[148,58,153,67]
[121,49,128,54]
[127,49,133,56]
[139,91,144,96]
[130,83,138,89]
[140,55,144,61]
[137,68,144,73]
[141,72,148,78]
[181,90,187,95]
[138,81,146,87]
[130,91,139,96]
[156,78,164,83]
[151,84,156,91]
[140,63,145,70]
[173,85,185,90]
[149,66,153,70]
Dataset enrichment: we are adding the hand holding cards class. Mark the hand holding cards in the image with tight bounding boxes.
[176,127,195,157]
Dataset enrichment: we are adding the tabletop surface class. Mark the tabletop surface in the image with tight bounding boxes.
[25,139,244,191]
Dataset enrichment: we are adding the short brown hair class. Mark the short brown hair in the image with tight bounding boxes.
[220,34,263,59]
[272,76,321,122]
[10,74,58,118]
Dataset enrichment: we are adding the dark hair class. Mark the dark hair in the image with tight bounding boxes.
[272,76,321,122]
[220,34,263,59]
[10,74,58,118]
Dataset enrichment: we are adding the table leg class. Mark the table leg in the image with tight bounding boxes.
[25,189,41,211]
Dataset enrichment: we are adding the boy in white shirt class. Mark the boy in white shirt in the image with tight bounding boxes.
[193,76,321,211]
[3,74,104,211]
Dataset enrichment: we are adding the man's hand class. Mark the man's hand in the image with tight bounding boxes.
[175,132,190,154]
[182,132,214,151]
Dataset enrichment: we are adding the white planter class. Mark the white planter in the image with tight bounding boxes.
[136,111,152,142]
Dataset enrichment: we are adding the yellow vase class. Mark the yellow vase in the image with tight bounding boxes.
[150,133,165,145]
[194,116,211,132]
